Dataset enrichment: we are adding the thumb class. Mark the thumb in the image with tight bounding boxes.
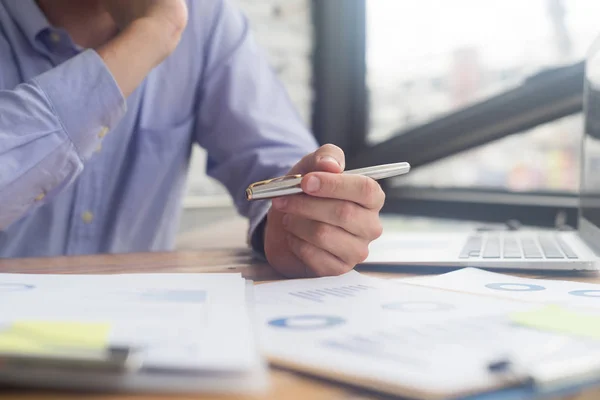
[290,144,346,175]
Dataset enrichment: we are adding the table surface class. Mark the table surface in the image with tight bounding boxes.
[1,248,600,400]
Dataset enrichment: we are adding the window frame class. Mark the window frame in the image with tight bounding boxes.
[311,0,368,157]
[383,186,578,229]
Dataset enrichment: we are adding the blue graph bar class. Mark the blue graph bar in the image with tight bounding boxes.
[290,292,323,302]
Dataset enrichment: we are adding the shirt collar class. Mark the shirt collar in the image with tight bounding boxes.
[3,0,52,49]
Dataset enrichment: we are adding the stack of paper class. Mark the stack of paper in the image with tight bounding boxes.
[0,273,267,394]
[6,267,600,399]
[253,270,600,399]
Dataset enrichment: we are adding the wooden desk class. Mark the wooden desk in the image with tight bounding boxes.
[1,248,599,400]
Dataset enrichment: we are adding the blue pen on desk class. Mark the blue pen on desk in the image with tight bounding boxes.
[245,162,410,201]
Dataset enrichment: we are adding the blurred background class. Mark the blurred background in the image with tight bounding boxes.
[369,0,598,191]
[176,0,600,248]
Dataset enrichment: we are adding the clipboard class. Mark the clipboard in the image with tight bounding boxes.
[0,346,269,395]
[254,272,600,400]
[266,351,600,400]
[0,346,140,373]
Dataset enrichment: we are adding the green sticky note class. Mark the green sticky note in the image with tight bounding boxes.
[0,321,111,355]
[511,305,600,339]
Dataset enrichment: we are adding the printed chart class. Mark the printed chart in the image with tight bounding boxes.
[485,283,546,292]
[288,284,373,303]
[127,289,207,304]
[268,315,346,330]
[253,271,385,307]
[0,283,35,292]
[569,290,600,298]
[382,301,455,312]
[402,268,600,309]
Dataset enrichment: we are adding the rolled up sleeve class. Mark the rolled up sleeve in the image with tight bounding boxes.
[0,49,126,230]
[194,0,318,252]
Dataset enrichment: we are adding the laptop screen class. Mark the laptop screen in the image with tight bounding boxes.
[580,35,600,253]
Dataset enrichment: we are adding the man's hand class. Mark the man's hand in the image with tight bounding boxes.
[264,144,385,278]
[101,0,188,46]
[96,1,189,97]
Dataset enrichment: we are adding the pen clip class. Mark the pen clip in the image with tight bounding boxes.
[247,174,302,189]
[246,174,303,201]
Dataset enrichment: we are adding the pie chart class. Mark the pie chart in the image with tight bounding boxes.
[485,283,545,292]
[569,290,600,298]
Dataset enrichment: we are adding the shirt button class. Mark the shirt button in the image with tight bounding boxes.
[34,192,46,201]
[98,127,109,138]
[81,211,94,224]
[49,32,61,43]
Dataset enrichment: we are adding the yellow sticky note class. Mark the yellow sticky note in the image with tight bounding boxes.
[511,305,600,339]
[0,321,111,355]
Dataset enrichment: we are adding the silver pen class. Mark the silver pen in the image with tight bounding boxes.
[245,162,410,201]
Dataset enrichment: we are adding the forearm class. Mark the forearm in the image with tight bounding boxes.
[96,18,179,98]
[0,50,126,230]
[193,0,317,249]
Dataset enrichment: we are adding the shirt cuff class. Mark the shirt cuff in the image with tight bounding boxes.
[247,200,271,259]
[32,49,126,162]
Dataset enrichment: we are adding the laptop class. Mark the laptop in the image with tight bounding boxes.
[365,37,600,272]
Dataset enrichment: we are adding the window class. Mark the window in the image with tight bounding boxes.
[366,0,600,192]
[391,113,582,192]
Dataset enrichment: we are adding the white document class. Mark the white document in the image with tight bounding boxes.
[253,271,600,398]
[399,267,600,309]
[254,270,531,319]
[0,273,267,394]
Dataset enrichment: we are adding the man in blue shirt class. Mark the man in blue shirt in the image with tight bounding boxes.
[0,0,384,277]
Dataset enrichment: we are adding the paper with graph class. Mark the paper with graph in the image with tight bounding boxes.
[0,273,266,393]
[400,267,600,309]
[254,271,600,399]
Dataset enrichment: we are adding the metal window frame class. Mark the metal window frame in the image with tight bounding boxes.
[311,0,367,157]
[383,187,579,228]
[350,62,585,170]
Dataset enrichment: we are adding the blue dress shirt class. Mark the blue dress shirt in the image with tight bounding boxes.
[0,0,318,257]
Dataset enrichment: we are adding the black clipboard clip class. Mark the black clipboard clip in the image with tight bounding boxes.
[0,346,142,374]
[488,351,600,393]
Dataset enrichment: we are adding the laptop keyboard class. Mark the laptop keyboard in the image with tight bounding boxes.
[459,234,579,260]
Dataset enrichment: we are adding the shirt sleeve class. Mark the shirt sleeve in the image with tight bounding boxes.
[0,49,126,230]
[194,0,319,250]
